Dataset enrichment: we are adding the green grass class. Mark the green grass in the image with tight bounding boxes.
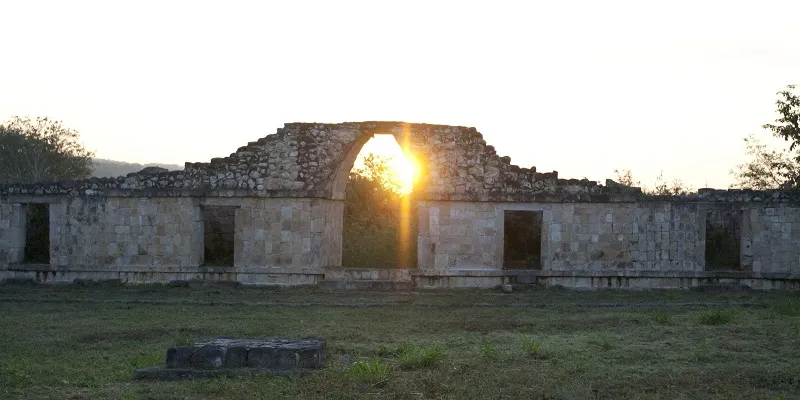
[697,309,738,325]
[521,336,547,359]
[396,346,446,370]
[377,342,411,358]
[650,310,671,325]
[479,337,498,359]
[1,285,800,399]
[771,299,800,317]
[588,332,615,350]
[346,360,393,385]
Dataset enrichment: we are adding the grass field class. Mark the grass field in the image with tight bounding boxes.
[1,284,799,399]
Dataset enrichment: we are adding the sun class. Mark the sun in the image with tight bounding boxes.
[353,134,418,194]
[391,154,417,195]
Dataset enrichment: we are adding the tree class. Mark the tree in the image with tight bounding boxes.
[764,85,800,151]
[732,85,800,189]
[0,116,94,184]
[343,152,417,268]
[350,153,409,195]
[731,134,800,189]
[345,153,406,229]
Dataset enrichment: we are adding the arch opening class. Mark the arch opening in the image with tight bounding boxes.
[338,134,419,269]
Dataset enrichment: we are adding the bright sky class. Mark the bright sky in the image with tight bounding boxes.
[1,0,798,190]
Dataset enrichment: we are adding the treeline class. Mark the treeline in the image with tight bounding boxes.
[91,159,182,178]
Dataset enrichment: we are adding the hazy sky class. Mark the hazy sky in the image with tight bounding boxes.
[1,0,798,189]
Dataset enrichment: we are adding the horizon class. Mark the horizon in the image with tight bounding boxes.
[2,0,799,190]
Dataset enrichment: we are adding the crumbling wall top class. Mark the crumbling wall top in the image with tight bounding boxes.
[1,121,798,204]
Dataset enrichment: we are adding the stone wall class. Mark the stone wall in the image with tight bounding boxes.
[747,206,800,274]
[6,122,800,207]
[2,120,800,289]
[417,200,800,281]
[0,202,22,264]
[0,196,339,285]
[0,122,630,202]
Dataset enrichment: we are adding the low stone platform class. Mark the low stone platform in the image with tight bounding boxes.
[134,337,325,380]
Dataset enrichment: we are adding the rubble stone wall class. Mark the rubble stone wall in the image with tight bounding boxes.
[0,122,632,202]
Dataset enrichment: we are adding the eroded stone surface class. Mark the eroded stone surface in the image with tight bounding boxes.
[166,338,325,370]
[2,121,800,290]
[0,122,641,202]
[135,337,325,380]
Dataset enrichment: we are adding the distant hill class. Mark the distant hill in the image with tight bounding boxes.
[91,158,183,178]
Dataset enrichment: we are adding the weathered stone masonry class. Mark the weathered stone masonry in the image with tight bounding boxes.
[1,121,799,289]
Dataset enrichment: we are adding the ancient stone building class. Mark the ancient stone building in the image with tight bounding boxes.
[1,122,799,289]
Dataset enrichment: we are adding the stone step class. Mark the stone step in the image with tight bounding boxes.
[320,280,415,292]
[323,267,413,283]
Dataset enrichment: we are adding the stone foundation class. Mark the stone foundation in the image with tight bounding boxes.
[3,196,800,290]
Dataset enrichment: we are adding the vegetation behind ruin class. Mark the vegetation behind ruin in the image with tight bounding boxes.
[343,153,417,268]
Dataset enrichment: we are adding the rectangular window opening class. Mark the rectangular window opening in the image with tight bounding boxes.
[704,210,742,271]
[503,210,542,269]
[201,206,236,266]
[24,203,50,264]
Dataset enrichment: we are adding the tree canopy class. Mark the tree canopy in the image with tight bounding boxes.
[344,152,412,237]
[732,85,800,189]
[764,85,800,152]
[0,116,94,184]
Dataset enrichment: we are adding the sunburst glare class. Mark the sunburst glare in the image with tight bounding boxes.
[353,134,417,194]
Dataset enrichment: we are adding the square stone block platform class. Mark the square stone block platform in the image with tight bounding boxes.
[134,337,325,380]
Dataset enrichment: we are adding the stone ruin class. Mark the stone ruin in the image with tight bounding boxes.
[1,121,800,290]
[134,337,325,380]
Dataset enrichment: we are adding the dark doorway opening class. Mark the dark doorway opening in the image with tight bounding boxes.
[705,210,742,270]
[202,206,236,266]
[24,203,50,264]
[503,210,542,269]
